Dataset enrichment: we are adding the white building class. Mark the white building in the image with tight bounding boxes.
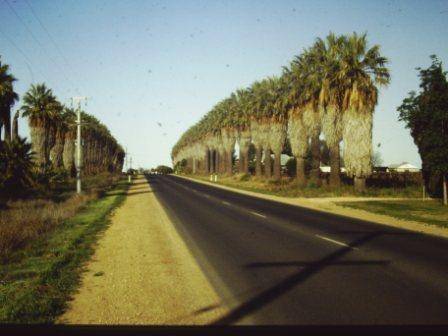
[388,162,420,173]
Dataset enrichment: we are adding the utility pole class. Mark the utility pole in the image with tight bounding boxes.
[129,156,132,183]
[72,96,87,194]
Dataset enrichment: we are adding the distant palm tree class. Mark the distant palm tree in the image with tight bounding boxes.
[0,57,19,142]
[21,83,61,171]
[339,33,390,190]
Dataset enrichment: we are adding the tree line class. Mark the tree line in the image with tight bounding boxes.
[171,32,390,191]
[0,56,125,195]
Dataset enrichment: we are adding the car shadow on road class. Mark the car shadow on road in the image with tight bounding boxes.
[211,230,394,325]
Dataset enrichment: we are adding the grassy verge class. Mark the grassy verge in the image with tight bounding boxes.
[337,200,448,229]
[0,178,128,323]
[190,174,421,198]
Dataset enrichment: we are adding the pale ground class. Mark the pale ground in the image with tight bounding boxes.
[179,175,448,240]
[58,176,228,325]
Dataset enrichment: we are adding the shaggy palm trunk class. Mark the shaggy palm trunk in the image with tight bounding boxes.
[322,105,343,187]
[238,131,251,175]
[12,111,19,141]
[205,149,210,174]
[309,135,321,185]
[226,149,233,175]
[264,147,272,179]
[29,125,46,171]
[239,147,249,174]
[2,108,11,142]
[268,123,286,182]
[296,157,306,185]
[303,105,321,186]
[273,151,281,181]
[288,110,309,187]
[255,146,262,177]
[342,107,373,192]
[50,128,65,168]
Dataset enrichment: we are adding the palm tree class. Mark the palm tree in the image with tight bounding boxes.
[313,33,346,187]
[339,33,390,191]
[0,57,19,142]
[21,83,60,171]
[0,136,35,196]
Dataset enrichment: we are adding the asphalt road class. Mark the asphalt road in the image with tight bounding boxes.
[148,175,448,325]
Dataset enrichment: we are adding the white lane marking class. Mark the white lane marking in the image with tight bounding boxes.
[222,201,231,206]
[250,211,267,219]
[315,234,359,250]
[203,194,211,199]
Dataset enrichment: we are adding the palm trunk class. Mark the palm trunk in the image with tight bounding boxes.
[329,143,341,187]
[288,110,308,187]
[296,157,306,186]
[264,148,272,179]
[255,146,262,177]
[226,149,233,175]
[354,177,366,192]
[2,108,11,142]
[12,111,19,141]
[273,150,281,181]
[205,149,210,174]
[309,135,321,185]
[30,125,46,171]
[50,128,65,168]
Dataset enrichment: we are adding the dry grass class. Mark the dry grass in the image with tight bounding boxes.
[194,174,422,198]
[0,193,97,260]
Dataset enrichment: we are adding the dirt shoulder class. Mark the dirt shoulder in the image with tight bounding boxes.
[177,175,448,240]
[58,176,227,324]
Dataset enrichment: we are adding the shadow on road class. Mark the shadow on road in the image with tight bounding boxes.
[211,231,394,325]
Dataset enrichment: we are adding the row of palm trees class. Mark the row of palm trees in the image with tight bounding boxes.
[1,56,125,176]
[171,32,390,190]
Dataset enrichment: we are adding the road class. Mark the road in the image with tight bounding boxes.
[149,174,448,325]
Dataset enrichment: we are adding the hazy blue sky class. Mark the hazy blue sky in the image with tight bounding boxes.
[1,0,447,168]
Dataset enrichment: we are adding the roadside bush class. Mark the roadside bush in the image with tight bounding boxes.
[0,193,96,261]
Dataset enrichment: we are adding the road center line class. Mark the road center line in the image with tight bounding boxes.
[222,201,231,206]
[250,211,267,219]
[203,194,210,198]
[315,234,358,250]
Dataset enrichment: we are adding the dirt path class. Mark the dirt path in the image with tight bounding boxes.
[58,176,227,324]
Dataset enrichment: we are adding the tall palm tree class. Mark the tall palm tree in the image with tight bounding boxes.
[0,57,19,142]
[339,33,390,191]
[21,83,60,171]
[313,33,346,187]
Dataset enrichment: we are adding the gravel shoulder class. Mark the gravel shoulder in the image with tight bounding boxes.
[58,176,227,324]
[177,175,448,240]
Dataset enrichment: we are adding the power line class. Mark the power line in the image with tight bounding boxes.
[0,27,39,82]
[23,0,71,68]
[4,0,81,94]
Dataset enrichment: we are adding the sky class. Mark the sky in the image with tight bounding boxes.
[1,0,447,169]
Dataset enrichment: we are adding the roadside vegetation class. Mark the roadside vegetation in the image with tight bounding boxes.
[0,178,128,323]
[338,200,448,229]
[195,174,422,198]
[0,55,128,323]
